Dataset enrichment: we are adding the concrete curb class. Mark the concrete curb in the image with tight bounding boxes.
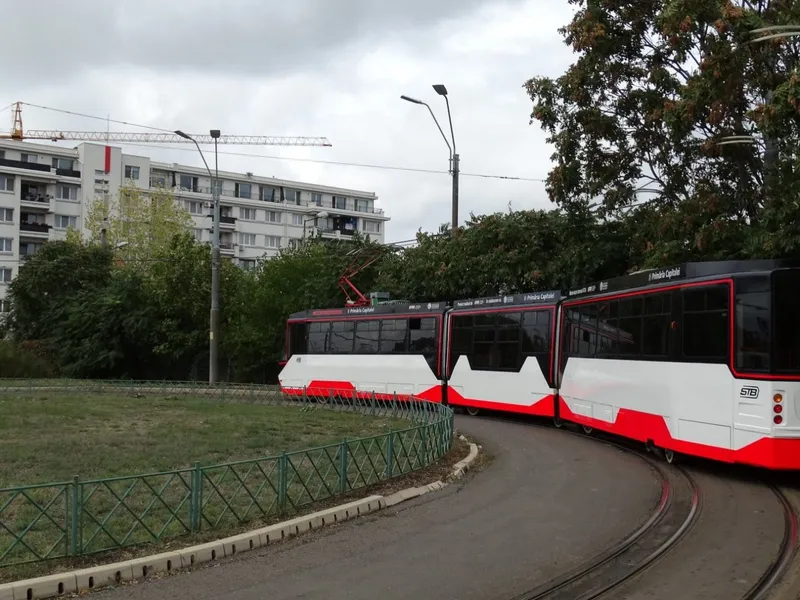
[0,441,480,600]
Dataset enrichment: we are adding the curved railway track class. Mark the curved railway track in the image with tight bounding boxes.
[740,483,798,600]
[509,442,701,600]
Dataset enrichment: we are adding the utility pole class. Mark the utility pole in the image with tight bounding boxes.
[174,129,222,384]
[209,131,221,384]
[451,152,459,233]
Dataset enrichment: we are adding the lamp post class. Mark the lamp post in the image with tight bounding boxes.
[175,128,222,384]
[401,83,459,230]
[303,211,329,239]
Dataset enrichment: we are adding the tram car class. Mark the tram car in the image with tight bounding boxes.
[279,259,800,470]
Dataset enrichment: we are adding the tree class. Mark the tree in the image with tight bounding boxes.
[524,0,800,266]
[7,240,113,342]
[85,183,193,269]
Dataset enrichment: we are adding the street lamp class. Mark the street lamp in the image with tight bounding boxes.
[303,211,329,239]
[401,84,459,230]
[175,128,222,384]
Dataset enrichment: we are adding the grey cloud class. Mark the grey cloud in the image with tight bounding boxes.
[2,0,522,85]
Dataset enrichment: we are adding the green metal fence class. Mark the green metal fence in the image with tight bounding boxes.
[0,380,454,567]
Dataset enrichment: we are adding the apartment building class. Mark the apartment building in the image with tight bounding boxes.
[0,139,390,313]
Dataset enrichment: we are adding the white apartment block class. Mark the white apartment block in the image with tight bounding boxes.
[0,139,390,313]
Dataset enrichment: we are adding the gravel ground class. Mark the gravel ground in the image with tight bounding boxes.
[91,415,662,600]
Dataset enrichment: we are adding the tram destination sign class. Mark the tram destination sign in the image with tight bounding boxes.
[452,290,561,310]
[291,301,447,319]
[566,264,687,300]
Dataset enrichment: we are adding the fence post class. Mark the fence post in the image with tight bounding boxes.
[339,439,348,494]
[190,462,201,533]
[302,385,307,404]
[421,424,428,465]
[391,392,397,417]
[70,476,79,556]
[278,452,288,514]
[370,391,376,416]
[386,429,394,478]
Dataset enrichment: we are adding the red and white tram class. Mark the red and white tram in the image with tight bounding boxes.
[445,291,560,417]
[555,260,800,470]
[279,260,800,470]
[279,301,447,402]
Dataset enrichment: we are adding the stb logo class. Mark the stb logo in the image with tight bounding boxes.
[740,386,759,399]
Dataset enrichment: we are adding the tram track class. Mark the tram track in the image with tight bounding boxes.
[509,446,700,600]
[739,483,798,600]
[466,410,799,600]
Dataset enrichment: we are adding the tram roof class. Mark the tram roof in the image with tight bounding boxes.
[564,259,800,301]
[450,290,561,311]
[289,301,448,320]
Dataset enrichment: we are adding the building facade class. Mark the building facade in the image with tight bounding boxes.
[0,139,389,312]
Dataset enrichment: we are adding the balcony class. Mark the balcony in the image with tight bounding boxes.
[55,167,81,178]
[0,157,51,174]
[219,241,235,255]
[210,214,236,229]
[20,222,51,238]
[20,194,53,212]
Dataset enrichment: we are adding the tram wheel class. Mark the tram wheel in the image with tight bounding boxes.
[466,406,481,417]
[664,449,676,464]
[553,416,563,428]
[582,425,593,435]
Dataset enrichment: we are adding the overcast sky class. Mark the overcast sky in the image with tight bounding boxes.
[1,0,575,243]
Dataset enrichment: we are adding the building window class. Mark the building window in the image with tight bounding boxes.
[266,235,281,248]
[0,299,8,313]
[285,189,301,205]
[261,186,277,202]
[52,157,75,170]
[0,150,4,159]
[239,233,257,247]
[179,174,198,192]
[193,228,203,242]
[150,176,166,188]
[311,192,322,206]
[291,213,304,226]
[56,186,78,201]
[355,198,371,212]
[240,259,256,271]
[0,238,12,253]
[235,183,252,199]
[0,208,12,222]
[187,201,203,215]
[333,196,347,210]
[21,153,37,163]
[124,165,140,180]
[362,220,381,233]
[0,268,12,283]
[55,215,78,229]
[0,175,14,192]
[266,211,281,223]
[240,207,256,220]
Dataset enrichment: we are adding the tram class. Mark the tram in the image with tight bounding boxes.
[279,260,800,470]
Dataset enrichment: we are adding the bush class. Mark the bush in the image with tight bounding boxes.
[0,340,57,378]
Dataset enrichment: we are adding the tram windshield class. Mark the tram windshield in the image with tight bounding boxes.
[773,270,800,373]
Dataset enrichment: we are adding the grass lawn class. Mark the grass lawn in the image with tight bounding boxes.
[0,395,411,487]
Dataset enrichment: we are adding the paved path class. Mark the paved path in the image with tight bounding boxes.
[96,416,662,600]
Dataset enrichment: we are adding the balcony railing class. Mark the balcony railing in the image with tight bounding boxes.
[20,194,51,205]
[20,222,50,233]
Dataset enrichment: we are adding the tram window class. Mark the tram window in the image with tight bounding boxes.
[596,302,619,356]
[617,316,642,355]
[681,285,729,362]
[735,276,770,372]
[288,322,308,357]
[379,319,408,353]
[307,321,330,353]
[773,270,800,372]
[642,314,670,356]
[409,318,437,353]
[522,310,550,353]
[354,320,380,353]
[329,321,355,353]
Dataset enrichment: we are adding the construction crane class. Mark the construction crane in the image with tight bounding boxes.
[3,101,331,147]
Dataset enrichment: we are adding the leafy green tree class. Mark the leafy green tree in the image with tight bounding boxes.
[85,183,193,269]
[524,0,800,265]
[7,240,113,343]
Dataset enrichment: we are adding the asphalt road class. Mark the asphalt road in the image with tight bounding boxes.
[96,416,663,600]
